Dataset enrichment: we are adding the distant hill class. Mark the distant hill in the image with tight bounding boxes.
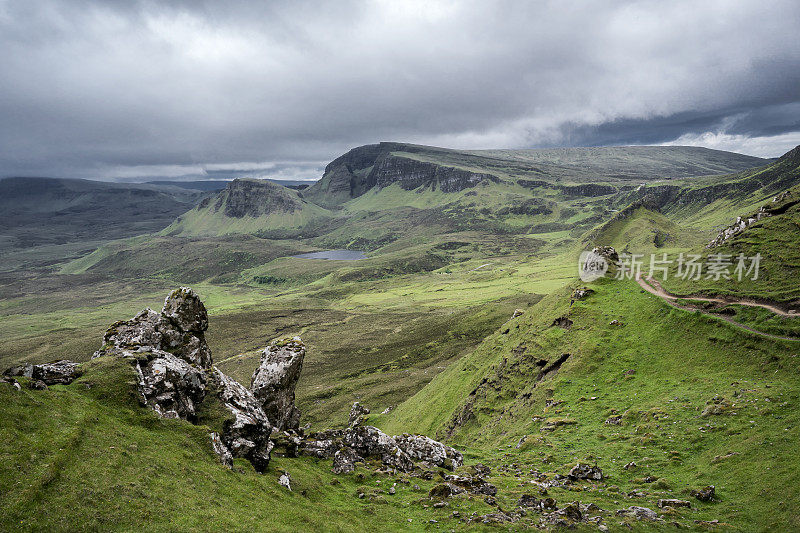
[0,177,206,254]
[162,178,329,237]
[147,179,314,192]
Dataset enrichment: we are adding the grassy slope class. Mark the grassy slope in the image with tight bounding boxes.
[381,278,800,531]
[0,358,501,532]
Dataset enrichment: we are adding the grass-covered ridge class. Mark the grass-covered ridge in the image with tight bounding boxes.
[380,277,800,531]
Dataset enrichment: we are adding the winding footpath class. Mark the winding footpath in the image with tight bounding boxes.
[636,275,800,342]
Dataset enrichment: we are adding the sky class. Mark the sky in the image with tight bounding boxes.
[1,0,799,182]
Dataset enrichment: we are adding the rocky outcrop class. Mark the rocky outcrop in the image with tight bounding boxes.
[94,287,212,368]
[4,360,82,385]
[251,337,305,431]
[347,401,370,427]
[13,286,464,480]
[393,434,463,470]
[707,207,770,248]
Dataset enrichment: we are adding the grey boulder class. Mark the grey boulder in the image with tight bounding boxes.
[251,337,305,431]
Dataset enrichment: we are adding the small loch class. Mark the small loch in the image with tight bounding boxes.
[292,249,367,261]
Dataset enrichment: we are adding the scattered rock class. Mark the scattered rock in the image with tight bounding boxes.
[393,433,463,470]
[690,485,715,502]
[472,463,492,476]
[429,484,453,499]
[442,473,497,496]
[605,415,622,425]
[251,337,306,431]
[617,506,658,521]
[658,499,690,509]
[623,462,637,470]
[569,463,604,480]
[348,401,370,427]
[5,360,82,385]
[591,246,619,264]
[701,396,732,417]
[517,494,542,508]
[609,319,624,326]
[332,447,363,474]
[343,425,415,472]
[572,287,594,300]
[707,207,771,248]
[278,471,292,491]
[2,376,21,391]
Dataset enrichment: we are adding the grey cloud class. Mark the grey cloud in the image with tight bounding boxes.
[1,0,799,180]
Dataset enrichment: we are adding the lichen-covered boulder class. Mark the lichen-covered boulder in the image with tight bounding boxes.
[4,360,82,385]
[343,425,414,472]
[209,368,274,472]
[250,337,305,431]
[393,434,463,470]
[442,473,497,496]
[348,401,370,427]
[94,288,212,368]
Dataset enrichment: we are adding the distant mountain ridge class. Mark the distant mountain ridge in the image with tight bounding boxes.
[0,177,206,251]
[302,142,768,207]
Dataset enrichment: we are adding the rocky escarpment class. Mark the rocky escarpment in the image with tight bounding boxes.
[196,178,302,219]
[6,288,464,478]
[304,142,501,206]
[366,154,499,192]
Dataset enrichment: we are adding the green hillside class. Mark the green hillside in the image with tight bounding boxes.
[2,144,800,531]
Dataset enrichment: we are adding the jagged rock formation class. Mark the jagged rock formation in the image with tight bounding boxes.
[208,368,274,472]
[89,287,277,470]
[94,287,212,367]
[251,337,305,431]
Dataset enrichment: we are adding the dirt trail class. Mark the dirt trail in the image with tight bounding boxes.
[636,275,799,341]
[637,276,796,316]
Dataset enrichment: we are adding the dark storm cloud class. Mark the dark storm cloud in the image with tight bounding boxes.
[1,0,799,180]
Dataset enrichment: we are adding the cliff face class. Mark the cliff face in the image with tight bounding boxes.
[367,154,499,192]
[203,179,302,218]
[304,142,501,207]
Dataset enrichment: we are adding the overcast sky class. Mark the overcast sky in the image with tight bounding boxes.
[2,0,799,181]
